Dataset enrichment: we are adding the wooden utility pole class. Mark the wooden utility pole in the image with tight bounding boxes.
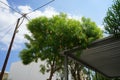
[0,18,20,80]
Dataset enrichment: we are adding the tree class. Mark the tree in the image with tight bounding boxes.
[19,13,102,80]
[93,72,120,80]
[93,72,109,80]
[69,17,102,80]
[104,0,120,35]
[101,0,120,79]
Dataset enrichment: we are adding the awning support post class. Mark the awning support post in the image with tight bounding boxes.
[64,55,68,80]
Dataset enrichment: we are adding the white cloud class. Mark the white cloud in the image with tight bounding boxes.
[28,6,59,19]
[0,1,59,50]
[43,6,58,17]
[18,5,32,13]
[98,25,104,31]
[0,0,9,10]
[98,25,109,37]
[67,13,81,21]
[0,0,82,51]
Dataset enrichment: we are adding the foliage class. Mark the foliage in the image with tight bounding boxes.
[93,73,109,80]
[19,13,102,80]
[92,71,120,80]
[104,0,120,36]
[81,17,102,45]
[93,72,120,80]
[68,17,102,80]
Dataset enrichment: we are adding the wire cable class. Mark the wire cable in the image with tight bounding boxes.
[27,0,55,14]
[0,1,30,21]
[0,22,17,41]
[0,5,9,11]
[0,0,22,15]
[21,14,31,21]
[0,1,30,22]
[25,0,55,21]
[0,0,55,22]
[0,26,13,41]
[0,24,12,32]
[0,0,56,41]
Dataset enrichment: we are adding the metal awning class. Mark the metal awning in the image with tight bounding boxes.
[64,36,120,78]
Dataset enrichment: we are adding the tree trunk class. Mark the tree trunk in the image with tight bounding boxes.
[47,59,55,80]
[47,70,54,80]
[77,69,81,80]
[71,69,77,80]
[47,63,54,80]
[70,62,82,80]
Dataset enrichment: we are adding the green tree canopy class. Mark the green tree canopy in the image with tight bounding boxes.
[104,0,120,35]
[19,13,102,80]
[69,17,103,80]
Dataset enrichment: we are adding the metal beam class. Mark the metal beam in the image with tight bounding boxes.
[64,55,68,80]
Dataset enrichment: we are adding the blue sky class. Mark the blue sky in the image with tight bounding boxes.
[0,0,112,72]
[8,0,112,25]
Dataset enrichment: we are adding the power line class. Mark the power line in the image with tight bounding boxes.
[23,0,55,21]
[25,0,55,21]
[0,17,23,41]
[0,0,55,22]
[0,0,55,16]
[0,0,55,41]
[0,5,9,11]
[27,0,55,14]
[0,0,22,15]
[0,18,21,80]
[0,1,31,21]
[0,26,13,41]
[21,14,31,21]
[0,24,13,32]
[0,0,55,79]
[0,22,18,42]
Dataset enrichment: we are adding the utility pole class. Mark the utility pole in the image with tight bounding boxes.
[0,18,20,80]
[0,0,55,80]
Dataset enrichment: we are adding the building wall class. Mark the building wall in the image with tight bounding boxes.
[8,61,57,80]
